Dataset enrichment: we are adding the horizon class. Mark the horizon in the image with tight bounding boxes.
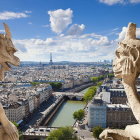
[20,60,112,63]
[0,0,140,62]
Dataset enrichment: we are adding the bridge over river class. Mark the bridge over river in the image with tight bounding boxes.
[53,92,84,100]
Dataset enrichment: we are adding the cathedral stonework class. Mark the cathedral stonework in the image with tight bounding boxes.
[0,23,19,140]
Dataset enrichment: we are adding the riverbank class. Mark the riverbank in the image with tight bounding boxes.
[39,86,91,128]
[43,82,95,126]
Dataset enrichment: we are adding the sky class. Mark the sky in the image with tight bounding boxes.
[0,0,140,62]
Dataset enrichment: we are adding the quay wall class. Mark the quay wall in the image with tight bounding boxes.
[39,94,83,126]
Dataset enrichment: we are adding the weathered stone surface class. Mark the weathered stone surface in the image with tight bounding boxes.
[100,23,140,140]
[0,23,20,140]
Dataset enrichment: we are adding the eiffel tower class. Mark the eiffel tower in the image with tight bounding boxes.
[49,53,53,65]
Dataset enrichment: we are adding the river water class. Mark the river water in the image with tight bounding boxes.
[47,87,92,127]
[48,100,85,127]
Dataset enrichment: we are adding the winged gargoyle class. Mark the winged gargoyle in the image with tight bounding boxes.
[100,23,140,140]
[0,23,20,140]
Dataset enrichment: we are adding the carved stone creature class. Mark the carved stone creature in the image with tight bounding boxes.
[0,23,20,140]
[0,23,20,81]
[100,23,140,140]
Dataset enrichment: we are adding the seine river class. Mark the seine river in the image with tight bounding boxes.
[48,100,85,127]
[47,87,91,127]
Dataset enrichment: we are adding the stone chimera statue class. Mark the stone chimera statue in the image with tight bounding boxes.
[100,23,140,140]
[0,23,20,140]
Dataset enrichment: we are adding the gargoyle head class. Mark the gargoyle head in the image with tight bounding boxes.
[113,23,140,80]
[0,23,20,80]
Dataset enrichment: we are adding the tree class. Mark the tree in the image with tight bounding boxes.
[47,127,78,140]
[83,92,93,102]
[97,81,103,87]
[91,77,99,83]
[73,109,85,121]
[30,82,40,86]
[98,75,104,80]
[49,82,62,91]
[83,86,97,102]
[12,122,19,127]
[92,126,104,139]
[12,122,23,140]
[108,73,114,79]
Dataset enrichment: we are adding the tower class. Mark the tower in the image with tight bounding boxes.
[49,53,53,65]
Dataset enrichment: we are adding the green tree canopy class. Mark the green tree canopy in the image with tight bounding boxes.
[98,75,104,80]
[12,122,19,127]
[92,126,104,139]
[12,122,23,140]
[97,81,103,87]
[30,82,40,86]
[91,77,99,83]
[73,109,85,121]
[83,86,97,102]
[47,127,78,140]
[49,82,62,91]
[108,73,114,78]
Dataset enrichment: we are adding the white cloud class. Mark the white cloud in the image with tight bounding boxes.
[48,8,73,34]
[99,0,124,5]
[13,32,115,62]
[0,11,30,20]
[0,30,5,33]
[99,0,140,5]
[118,26,127,41]
[66,24,85,35]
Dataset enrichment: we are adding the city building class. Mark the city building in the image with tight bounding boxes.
[88,97,107,128]
[107,104,137,128]
[4,102,24,123]
[87,84,138,129]
[0,83,53,123]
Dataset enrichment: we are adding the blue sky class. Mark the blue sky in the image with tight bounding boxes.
[0,0,140,62]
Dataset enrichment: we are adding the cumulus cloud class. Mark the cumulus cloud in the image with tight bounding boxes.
[66,24,85,35]
[99,0,124,5]
[0,11,30,20]
[48,8,73,34]
[13,41,27,53]
[118,26,127,41]
[99,0,140,5]
[13,32,115,62]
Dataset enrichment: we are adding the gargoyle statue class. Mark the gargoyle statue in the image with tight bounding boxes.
[0,23,20,140]
[100,23,140,140]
